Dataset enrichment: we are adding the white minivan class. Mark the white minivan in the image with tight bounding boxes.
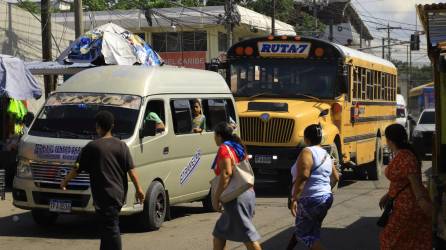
[13,65,237,229]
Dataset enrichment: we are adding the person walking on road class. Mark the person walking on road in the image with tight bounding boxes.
[288,124,340,250]
[379,124,432,250]
[60,111,145,250]
[212,122,261,250]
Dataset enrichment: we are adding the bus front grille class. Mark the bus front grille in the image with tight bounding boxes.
[240,117,295,144]
[31,163,90,190]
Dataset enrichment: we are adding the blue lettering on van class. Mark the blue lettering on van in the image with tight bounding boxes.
[34,144,82,161]
[180,149,202,185]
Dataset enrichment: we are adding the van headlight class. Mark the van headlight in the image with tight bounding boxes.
[412,130,422,138]
[16,160,32,179]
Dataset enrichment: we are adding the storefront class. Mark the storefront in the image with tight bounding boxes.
[53,5,296,70]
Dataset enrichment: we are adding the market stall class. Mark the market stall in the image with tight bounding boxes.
[0,54,42,186]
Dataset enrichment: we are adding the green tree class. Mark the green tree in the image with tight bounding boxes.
[295,12,326,37]
[16,0,40,14]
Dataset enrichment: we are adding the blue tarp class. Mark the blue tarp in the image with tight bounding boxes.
[0,55,42,100]
[57,23,162,66]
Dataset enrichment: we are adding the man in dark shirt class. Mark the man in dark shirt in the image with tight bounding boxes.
[61,111,144,250]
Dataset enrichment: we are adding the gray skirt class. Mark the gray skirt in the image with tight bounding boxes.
[213,189,261,242]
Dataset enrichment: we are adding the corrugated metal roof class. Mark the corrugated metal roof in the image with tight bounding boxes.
[52,6,295,35]
[417,3,446,47]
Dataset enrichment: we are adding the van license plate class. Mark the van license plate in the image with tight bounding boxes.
[254,155,272,164]
[49,199,72,213]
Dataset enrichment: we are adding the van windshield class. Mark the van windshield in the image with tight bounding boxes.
[29,93,142,139]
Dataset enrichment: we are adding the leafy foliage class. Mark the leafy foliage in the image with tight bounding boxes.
[16,0,41,14]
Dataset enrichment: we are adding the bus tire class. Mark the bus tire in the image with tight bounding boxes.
[31,209,58,226]
[329,143,341,192]
[140,181,167,230]
[367,137,383,180]
[202,190,217,212]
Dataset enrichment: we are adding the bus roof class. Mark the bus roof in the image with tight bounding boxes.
[332,43,396,69]
[409,82,434,97]
[56,65,231,96]
[227,36,396,72]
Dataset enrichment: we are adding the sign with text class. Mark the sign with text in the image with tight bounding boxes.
[257,42,311,58]
[159,51,206,69]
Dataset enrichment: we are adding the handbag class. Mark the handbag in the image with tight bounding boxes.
[376,183,409,227]
[210,145,255,203]
[287,153,329,209]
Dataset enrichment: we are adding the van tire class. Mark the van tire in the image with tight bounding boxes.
[202,190,216,212]
[31,209,58,226]
[367,137,383,180]
[329,143,341,192]
[140,181,167,230]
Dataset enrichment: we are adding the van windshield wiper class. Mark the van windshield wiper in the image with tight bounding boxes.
[56,130,80,139]
[248,92,280,99]
[294,93,321,101]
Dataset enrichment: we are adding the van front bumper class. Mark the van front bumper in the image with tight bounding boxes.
[246,146,301,178]
[12,178,141,215]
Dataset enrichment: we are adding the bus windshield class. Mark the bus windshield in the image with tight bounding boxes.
[29,93,142,139]
[230,60,338,99]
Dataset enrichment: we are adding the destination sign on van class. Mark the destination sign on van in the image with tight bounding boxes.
[258,42,311,58]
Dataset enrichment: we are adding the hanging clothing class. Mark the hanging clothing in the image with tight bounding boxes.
[7,99,27,120]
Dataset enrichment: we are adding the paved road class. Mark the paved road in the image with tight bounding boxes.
[0,162,431,250]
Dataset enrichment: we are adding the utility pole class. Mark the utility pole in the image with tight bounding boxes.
[271,0,276,35]
[328,18,334,42]
[41,0,53,98]
[377,23,402,61]
[382,38,385,59]
[225,0,233,49]
[74,0,84,37]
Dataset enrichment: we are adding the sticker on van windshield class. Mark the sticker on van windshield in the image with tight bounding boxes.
[180,149,202,185]
[46,93,141,110]
[34,144,82,161]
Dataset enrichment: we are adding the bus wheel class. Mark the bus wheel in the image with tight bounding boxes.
[31,209,58,226]
[140,181,167,230]
[367,137,383,180]
[329,143,341,191]
[202,190,217,212]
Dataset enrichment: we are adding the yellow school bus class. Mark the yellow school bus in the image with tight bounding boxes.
[225,36,397,181]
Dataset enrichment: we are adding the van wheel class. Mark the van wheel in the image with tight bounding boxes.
[140,181,167,230]
[329,143,341,191]
[31,209,58,226]
[202,190,216,212]
[367,137,383,180]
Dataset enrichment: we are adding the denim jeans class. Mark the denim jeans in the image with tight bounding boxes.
[96,205,122,250]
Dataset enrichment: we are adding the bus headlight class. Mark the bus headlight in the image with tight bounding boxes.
[16,160,32,179]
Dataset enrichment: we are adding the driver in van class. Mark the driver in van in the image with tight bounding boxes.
[145,111,165,133]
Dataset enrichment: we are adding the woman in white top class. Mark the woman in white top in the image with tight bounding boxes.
[288,124,340,250]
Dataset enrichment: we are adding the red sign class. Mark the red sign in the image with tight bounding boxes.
[159,51,206,69]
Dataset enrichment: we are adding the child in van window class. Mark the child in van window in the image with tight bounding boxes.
[192,99,206,133]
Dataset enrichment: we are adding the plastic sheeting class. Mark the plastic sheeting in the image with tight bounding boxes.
[0,55,42,100]
[57,23,162,66]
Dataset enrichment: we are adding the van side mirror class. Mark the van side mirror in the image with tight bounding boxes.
[139,120,157,138]
[23,112,35,127]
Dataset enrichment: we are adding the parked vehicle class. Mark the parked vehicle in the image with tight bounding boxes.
[412,108,435,158]
[223,36,397,181]
[396,94,410,139]
[13,65,237,229]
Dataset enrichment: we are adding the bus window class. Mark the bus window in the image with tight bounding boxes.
[230,60,338,99]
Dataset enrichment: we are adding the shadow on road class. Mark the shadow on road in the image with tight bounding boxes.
[0,205,212,239]
[260,217,380,250]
